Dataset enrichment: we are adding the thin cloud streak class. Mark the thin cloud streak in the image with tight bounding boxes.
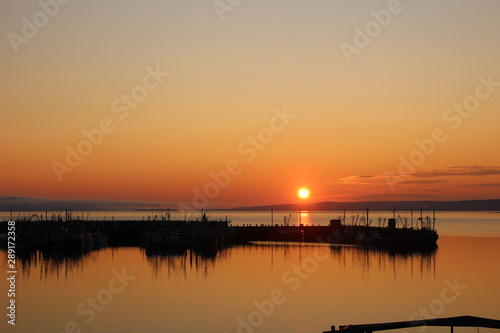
[458,183,500,187]
[399,180,447,185]
[411,166,500,178]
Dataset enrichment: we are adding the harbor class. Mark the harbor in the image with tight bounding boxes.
[0,209,438,254]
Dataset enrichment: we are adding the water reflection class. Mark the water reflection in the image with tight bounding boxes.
[140,242,437,282]
[5,242,436,282]
[297,211,311,226]
[241,242,436,281]
[13,249,98,281]
[142,247,231,279]
[329,244,437,281]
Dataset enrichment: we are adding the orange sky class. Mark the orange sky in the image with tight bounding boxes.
[1,1,499,209]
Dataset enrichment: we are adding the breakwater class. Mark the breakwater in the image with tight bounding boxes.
[0,212,438,254]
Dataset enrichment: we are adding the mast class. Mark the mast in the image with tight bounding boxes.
[366,208,369,227]
[433,208,436,231]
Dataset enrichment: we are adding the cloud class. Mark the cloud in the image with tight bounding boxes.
[458,182,500,187]
[411,165,500,178]
[399,180,447,185]
[406,189,442,192]
[334,174,385,185]
[335,176,370,185]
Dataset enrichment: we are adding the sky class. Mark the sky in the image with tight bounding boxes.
[1,0,499,210]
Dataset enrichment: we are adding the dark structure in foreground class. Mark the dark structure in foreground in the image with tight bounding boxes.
[0,209,438,253]
[234,208,438,249]
[324,315,500,333]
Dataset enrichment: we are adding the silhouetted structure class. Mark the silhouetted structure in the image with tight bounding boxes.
[1,209,438,252]
[324,316,500,333]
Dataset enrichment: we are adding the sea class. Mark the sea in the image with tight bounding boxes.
[0,211,499,333]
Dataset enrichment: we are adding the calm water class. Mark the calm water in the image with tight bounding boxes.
[1,212,499,333]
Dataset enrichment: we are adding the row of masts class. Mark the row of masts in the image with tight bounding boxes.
[270,207,436,230]
[7,208,436,231]
[8,208,91,222]
[341,208,436,230]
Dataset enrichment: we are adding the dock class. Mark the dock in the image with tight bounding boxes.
[324,315,500,333]
[0,209,439,253]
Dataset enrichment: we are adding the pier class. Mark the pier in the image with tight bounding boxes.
[0,209,438,253]
[324,315,500,333]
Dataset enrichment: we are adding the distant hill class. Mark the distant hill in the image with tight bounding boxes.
[0,196,168,211]
[1,196,498,212]
[230,200,500,212]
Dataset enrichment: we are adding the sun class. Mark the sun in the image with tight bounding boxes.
[298,188,310,199]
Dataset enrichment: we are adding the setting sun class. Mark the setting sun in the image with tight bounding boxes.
[298,188,310,199]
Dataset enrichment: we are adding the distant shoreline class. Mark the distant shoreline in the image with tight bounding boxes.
[229,199,500,212]
[0,199,500,214]
[0,199,498,212]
